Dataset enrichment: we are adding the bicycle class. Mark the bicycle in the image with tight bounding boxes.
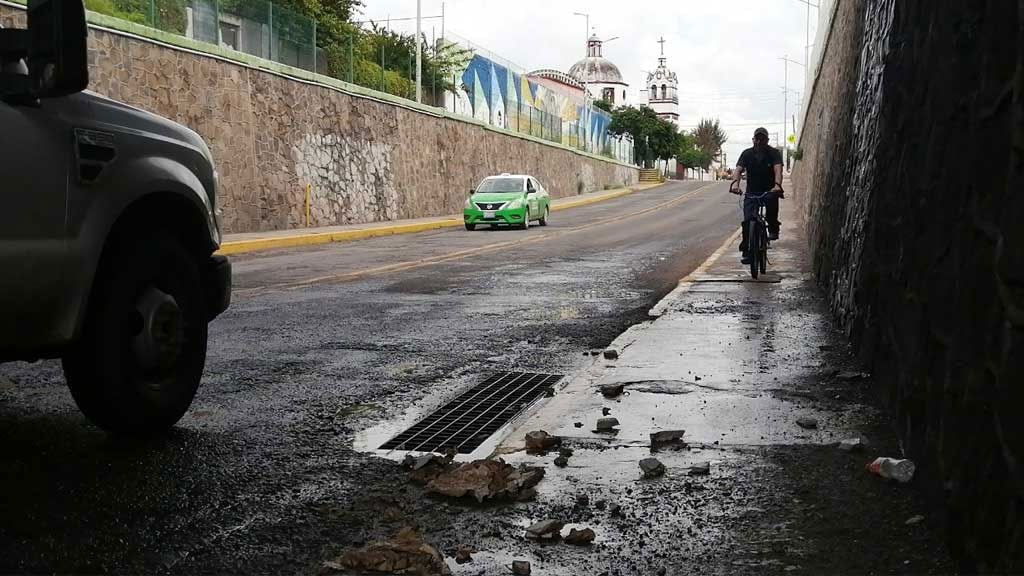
[729,185,783,279]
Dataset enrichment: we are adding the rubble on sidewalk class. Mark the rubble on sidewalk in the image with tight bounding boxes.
[524,430,561,454]
[838,437,868,452]
[650,430,686,451]
[602,406,612,416]
[554,455,569,467]
[595,417,620,432]
[426,459,544,503]
[689,461,711,476]
[511,560,532,575]
[639,457,666,478]
[564,527,596,545]
[603,349,619,360]
[601,383,625,397]
[795,417,818,429]
[404,453,455,484]
[326,527,450,576]
[525,519,564,539]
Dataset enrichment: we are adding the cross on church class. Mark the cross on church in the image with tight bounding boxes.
[658,36,666,56]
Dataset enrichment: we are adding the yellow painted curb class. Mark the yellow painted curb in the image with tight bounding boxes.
[217,181,665,256]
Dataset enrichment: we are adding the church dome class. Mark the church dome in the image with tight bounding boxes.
[568,35,626,85]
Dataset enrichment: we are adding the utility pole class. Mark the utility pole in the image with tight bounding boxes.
[415,0,422,103]
[779,56,805,167]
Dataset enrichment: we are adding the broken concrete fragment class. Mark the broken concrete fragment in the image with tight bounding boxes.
[516,487,538,502]
[525,519,564,539]
[512,560,532,575]
[650,430,686,451]
[404,453,441,471]
[689,461,711,476]
[596,417,620,431]
[454,547,473,564]
[796,417,819,429]
[554,456,569,468]
[564,527,596,545]
[837,370,869,380]
[601,406,612,416]
[558,447,574,458]
[427,459,545,503]
[524,430,561,453]
[332,527,451,576]
[601,383,624,397]
[839,437,868,452]
[574,421,584,428]
[603,349,619,360]
[639,457,666,478]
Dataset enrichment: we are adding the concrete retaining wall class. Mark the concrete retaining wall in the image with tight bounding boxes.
[0,3,637,233]
[792,0,1024,571]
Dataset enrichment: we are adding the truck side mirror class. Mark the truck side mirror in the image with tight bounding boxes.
[0,0,88,100]
[29,0,88,97]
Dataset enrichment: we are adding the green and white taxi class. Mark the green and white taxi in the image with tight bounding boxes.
[463,174,551,230]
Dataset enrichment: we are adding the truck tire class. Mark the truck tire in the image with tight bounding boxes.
[62,229,207,434]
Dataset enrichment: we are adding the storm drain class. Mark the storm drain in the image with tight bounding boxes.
[380,372,563,454]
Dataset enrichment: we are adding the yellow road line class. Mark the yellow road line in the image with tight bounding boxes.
[237,182,714,294]
[218,182,664,256]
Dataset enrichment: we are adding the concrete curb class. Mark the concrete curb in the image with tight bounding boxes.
[217,183,663,256]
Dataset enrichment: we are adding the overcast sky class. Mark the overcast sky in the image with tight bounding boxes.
[359,0,821,163]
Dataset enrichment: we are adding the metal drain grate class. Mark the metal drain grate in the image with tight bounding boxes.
[380,372,562,454]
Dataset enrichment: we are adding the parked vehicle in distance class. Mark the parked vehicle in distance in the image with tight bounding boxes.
[0,0,231,434]
[463,174,551,230]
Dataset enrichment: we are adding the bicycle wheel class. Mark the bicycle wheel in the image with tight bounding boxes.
[759,224,769,274]
[748,220,760,279]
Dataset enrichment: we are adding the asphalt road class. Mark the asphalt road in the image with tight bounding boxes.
[0,179,740,574]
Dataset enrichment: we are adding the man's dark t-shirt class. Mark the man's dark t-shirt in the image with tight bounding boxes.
[737,146,783,193]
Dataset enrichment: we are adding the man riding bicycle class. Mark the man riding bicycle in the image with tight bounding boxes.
[730,127,784,265]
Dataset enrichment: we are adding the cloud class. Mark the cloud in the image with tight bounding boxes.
[360,0,819,162]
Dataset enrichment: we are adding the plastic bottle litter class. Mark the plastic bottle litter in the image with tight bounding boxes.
[867,457,916,483]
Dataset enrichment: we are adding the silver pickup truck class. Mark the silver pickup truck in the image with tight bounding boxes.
[0,0,230,433]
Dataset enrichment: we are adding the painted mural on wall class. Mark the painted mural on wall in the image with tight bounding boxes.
[445,49,627,161]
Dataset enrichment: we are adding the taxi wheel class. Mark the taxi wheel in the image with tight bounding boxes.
[539,207,549,226]
[465,223,476,231]
[520,209,530,230]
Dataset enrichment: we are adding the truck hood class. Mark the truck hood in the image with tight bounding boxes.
[76,91,214,165]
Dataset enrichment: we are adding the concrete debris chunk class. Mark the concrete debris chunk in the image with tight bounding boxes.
[839,437,868,452]
[603,349,619,360]
[558,447,574,458]
[601,383,625,397]
[404,453,442,471]
[454,547,473,564]
[650,430,686,451]
[427,459,544,503]
[511,560,532,575]
[689,461,711,476]
[795,417,818,429]
[602,406,612,416]
[837,370,869,380]
[554,456,569,468]
[574,421,584,428]
[564,527,596,545]
[524,430,561,453]
[639,457,666,478]
[330,527,451,575]
[525,519,564,539]
[596,417,620,431]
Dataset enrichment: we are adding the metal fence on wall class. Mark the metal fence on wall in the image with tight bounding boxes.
[84,2,634,164]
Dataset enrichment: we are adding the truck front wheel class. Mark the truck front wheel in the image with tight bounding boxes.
[63,230,208,434]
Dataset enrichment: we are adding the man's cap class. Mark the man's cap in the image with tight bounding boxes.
[754,127,769,139]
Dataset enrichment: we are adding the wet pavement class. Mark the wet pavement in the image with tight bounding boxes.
[0,180,767,574]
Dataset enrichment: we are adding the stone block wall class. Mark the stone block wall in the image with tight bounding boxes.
[792,0,1024,571]
[0,3,637,233]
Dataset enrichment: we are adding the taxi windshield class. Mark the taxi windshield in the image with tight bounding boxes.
[476,177,524,193]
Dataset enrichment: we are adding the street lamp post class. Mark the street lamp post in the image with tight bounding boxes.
[779,56,805,167]
[415,0,422,103]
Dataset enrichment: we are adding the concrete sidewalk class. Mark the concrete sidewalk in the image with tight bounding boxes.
[484,199,952,574]
[218,183,661,255]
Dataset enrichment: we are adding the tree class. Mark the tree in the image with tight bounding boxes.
[692,118,728,162]
[608,106,678,168]
[592,99,612,113]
